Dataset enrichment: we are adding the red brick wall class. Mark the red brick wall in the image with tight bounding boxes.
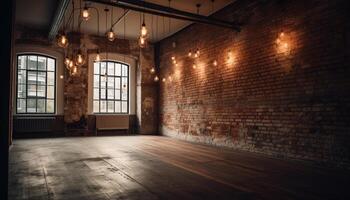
[158,0,350,166]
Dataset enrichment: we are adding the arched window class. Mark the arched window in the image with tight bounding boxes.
[16,54,56,114]
[93,60,129,114]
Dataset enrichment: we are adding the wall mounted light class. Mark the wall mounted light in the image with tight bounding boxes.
[82,5,90,21]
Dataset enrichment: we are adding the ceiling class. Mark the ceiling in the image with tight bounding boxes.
[16,0,233,42]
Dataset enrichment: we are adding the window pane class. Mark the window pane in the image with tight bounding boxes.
[115,89,120,100]
[93,88,99,99]
[47,86,54,98]
[122,101,127,113]
[38,56,46,70]
[100,101,107,112]
[100,89,106,99]
[47,58,55,71]
[115,77,120,89]
[115,101,121,113]
[107,89,114,99]
[28,56,37,70]
[107,101,114,113]
[100,76,106,88]
[107,62,114,75]
[37,86,46,97]
[17,84,26,98]
[115,63,121,76]
[121,77,128,100]
[28,85,37,97]
[16,55,56,114]
[17,99,26,113]
[94,62,99,74]
[122,65,128,76]
[46,99,54,113]
[28,71,37,84]
[94,75,99,88]
[100,62,106,75]
[107,77,114,89]
[27,99,36,113]
[93,101,99,112]
[17,70,26,84]
[47,72,54,85]
[37,72,46,85]
[37,99,45,113]
[18,56,26,69]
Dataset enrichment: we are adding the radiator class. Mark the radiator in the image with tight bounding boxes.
[95,115,129,130]
[13,116,64,133]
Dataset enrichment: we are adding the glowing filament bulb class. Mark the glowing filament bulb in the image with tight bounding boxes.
[68,60,74,68]
[172,60,177,64]
[171,56,175,60]
[188,50,192,57]
[162,78,166,82]
[150,67,155,74]
[192,64,197,69]
[141,23,148,37]
[57,34,69,48]
[82,6,90,21]
[168,76,173,82]
[73,66,77,74]
[77,54,83,65]
[106,29,115,41]
[154,76,159,82]
[213,60,218,66]
[64,57,70,66]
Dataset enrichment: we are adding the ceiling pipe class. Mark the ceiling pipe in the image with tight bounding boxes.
[48,0,70,40]
[85,0,241,31]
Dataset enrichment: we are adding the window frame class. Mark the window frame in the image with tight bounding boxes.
[15,53,57,115]
[93,60,129,114]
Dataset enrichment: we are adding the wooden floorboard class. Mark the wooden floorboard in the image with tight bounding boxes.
[8,135,350,200]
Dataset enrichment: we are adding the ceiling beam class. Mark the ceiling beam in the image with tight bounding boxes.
[85,0,241,31]
[48,0,70,40]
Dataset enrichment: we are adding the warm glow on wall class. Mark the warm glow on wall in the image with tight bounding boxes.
[275,31,291,55]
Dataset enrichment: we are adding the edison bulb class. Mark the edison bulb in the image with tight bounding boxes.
[82,6,90,21]
[213,60,218,66]
[106,29,115,41]
[150,67,155,74]
[172,60,177,64]
[64,57,70,66]
[162,78,166,82]
[171,56,175,60]
[188,50,192,57]
[154,76,159,82]
[68,60,74,69]
[141,23,148,37]
[76,52,85,66]
[192,64,197,69]
[95,53,101,62]
[57,34,69,48]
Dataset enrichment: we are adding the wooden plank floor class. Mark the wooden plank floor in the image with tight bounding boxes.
[8,136,350,200]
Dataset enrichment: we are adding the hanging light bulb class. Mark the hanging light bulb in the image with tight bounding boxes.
[172,59,177,65]
[57,33,69,48]
[150,67,155,74]
[68,60,74,69]
[139,36,146,48]
[188,50,192,57]
[168,76,173,82]
[162,78,166,82]
[195,49,200,57]
[106,28,115,41]
[82,5,90,21]
[64,56,71,66]
[171,56,175,61]
[192,64,197,69]
[95,50,101,62]
[72,66,78,74]
[154,75,159,82]
[75,50,85,66]
[213,60,218,66]
[141,21,148,37]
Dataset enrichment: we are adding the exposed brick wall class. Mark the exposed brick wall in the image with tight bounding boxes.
[158,0,350,167]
